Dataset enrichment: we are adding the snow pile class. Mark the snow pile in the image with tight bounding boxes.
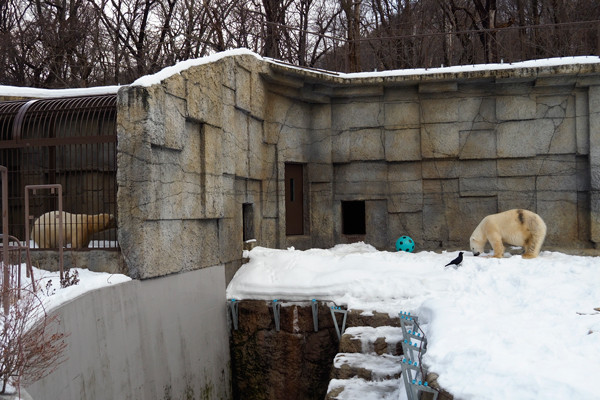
[227,243,600,400]
[12,264,131,312]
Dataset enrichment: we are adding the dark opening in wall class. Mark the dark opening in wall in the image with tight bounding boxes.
[342,201,366,235]
[243,203,254,242]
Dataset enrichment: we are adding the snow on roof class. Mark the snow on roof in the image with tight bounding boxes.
[0,84,121,99]
[1,49,599,96]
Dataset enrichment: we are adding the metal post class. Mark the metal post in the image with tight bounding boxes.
[25,184,64,282]
[1,166,9,316]
[330,305,348,340]
[311,299,319,332]
[272,299,281,331]
[229,299,239,330]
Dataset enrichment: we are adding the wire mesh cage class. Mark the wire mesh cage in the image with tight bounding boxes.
[0,94,118,250]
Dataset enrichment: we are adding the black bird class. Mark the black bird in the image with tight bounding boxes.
[445,252,463,267]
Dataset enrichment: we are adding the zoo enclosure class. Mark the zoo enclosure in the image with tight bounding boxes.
[0,94,118,250]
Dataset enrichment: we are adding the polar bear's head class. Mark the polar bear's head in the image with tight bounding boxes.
[470,236,485,256]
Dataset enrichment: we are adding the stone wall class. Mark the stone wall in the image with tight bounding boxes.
[116,52,600,280]
[230,300,340,400]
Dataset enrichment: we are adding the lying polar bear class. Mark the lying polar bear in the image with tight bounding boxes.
[470,209,546,259]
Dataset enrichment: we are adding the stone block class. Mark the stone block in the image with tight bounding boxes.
[496,94,536,120]
[185,66,223,128]
[332,131,351,163]
[232,111,250,176]
[536,191,578,245]
[235,65,252,112]
[309,163,333,183]
[260,217,278,249]
[248,117,269,180]
[280,126,311,162]
[421,160,460,179]
[147,141,204,220]
[459,160,496,177]
[384,129,421,161]
[575,90,589,155]
[421,98,458,123]
[457,197,497,239]
[384,101,420,128]
[418,82,457,93]
[422,179,459,241]
[591,87,600,190]
[458,97,495,123]
[221,57,237,90]
[262,176,279,219]
[591,191,600,244]
[310,182,334,248]
[459,130,496,159]
[310,128,332,164]
[497,177,537,211]
[219,216,243,264]
[162,72,187,99]
[421,123,459,158]
[497,119,554,158]
[388,163,423,213]
[349,128,385,161]
[203,125,225,218]
[334,162,388,198]
[536,173,577,191]
[459,177,497,197]
[497,155,575,177]
[133,219,220,279]
[332,101,383,131]
[365,200,389,249]
[384,85,418,101]
[577,156,591,191]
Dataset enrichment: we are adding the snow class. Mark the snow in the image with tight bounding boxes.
[8,263,131,313]
[226,243,600,400]
[0,85,120,99]
[131,50,600,87]
[2,48,599,96]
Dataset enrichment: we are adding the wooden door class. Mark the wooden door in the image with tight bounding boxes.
[285,163,304,235]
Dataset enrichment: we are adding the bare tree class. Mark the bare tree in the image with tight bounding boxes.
[0,289,68,394]
[341,0,362,72]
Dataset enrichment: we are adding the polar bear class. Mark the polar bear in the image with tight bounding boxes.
[470,209,546,259]
[31,211,116,249]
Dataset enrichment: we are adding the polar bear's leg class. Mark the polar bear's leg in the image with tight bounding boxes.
[488,233,505,258]
[523,232,544,258]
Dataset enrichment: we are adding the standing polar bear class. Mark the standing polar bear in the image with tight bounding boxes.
[31,211,116,249]
[470,209,547,259]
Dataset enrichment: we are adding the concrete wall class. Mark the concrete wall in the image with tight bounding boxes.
[26,265,231,400]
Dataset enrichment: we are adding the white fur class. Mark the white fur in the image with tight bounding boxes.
[470,209,546,259]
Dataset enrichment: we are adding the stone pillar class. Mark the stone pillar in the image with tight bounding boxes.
[589,85,600,247]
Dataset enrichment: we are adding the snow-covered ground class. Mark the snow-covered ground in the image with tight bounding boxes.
[226,243,600,400]
[9,263,131,312]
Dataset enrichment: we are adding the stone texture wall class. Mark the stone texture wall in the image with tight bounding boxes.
[230,300,340,400]
[116,52,600,280]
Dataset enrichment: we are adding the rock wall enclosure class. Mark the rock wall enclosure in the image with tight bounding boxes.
[117,52,600,281]
[230,300,340,400]
[230,300,454,400]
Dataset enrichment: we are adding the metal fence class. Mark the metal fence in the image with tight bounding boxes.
[0,94,118,250]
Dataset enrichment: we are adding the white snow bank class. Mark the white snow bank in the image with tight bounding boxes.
[227,243,600,400]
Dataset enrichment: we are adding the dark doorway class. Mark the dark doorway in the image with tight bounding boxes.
[285,163,304,235]
[243,203,254,241]
[342,200,366,235]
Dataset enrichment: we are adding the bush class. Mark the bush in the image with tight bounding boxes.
[0,288,68,394]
